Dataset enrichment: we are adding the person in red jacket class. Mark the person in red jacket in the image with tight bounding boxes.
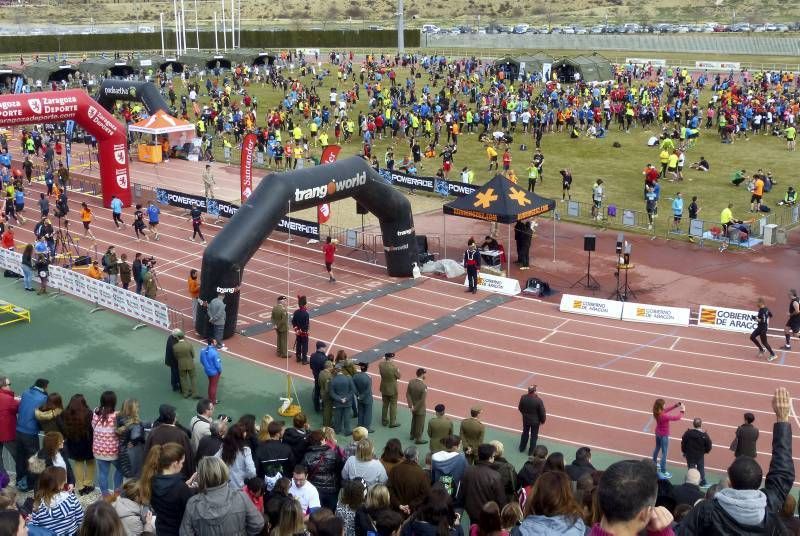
[651,399,685,479]
[322,236,337,283]
[0,376,19,474]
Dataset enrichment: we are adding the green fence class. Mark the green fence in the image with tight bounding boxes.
[0,30,419,54]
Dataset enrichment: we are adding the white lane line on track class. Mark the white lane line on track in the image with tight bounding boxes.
[646,362,662,377]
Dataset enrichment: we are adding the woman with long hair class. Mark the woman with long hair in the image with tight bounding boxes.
[216,423,257,490]
[35,392,63,434]
[271,497,308,536]
[257,414,274,442]
[401,486,462,536]
[336,478,367,536]
[471,501,505,536]
[29,431,75,492]
[541,452,565,474]
[265,477,293,529]
[514,471,585,536]
[78,501,126,536]
[20,243,34,291]
[28,466,84,536]
[651,398,685,479]
[237,414,260,469]
[354,484,393,536]
[341,438,387,487]
[379,438,403,475]
[59,394,95,496]
[0,510,26,536]
[112,479,156,536]
[138,442,195,536]
[92,391,122,496]
[180,456,264,535]
[301,429,343,511]
[116,399,146,479]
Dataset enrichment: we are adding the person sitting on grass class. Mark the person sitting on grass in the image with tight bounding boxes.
[731,169,748,187]
[689,156,709,172]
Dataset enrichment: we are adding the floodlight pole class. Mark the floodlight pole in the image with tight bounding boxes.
[221,0,227,51]
[214,12,219,53]
[194,0,200,49]
[160,13,165,56]
[397,0,404,53]
[180,0,188,56]
[173,0,181,55]
[230,0,235,49]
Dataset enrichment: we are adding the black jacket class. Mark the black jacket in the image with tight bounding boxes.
[672,483,704,507]
[150,474,195,536]
[565,459,595,482]
[735,423,759,458]
[164,335,178,368]
[255,439,295,478]
[457,460,507,523]
[677,422,794,536]
[283,426,309,463]
[518,394,546,425]
[681,428,712,463]
[309,351,328,380]
[196,433,223,462]
[302,444,342,496]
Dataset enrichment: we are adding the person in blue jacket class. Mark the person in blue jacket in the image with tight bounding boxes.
[199,339,222,404]
[15,378,49,491]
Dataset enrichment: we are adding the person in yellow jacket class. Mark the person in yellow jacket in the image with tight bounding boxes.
[79,202,96,241]
[659,149,670,178]
[292,125,302,142]
[319,131,329,147]
[486,145,498,171]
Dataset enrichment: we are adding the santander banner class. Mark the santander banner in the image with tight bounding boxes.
[0,90,130,207]
[317,144,341,224]
[240,133,258,204]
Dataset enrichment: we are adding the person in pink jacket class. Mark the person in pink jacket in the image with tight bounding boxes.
[651,399,685,479]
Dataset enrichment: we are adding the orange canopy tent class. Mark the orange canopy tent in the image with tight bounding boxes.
[128,110,196,135]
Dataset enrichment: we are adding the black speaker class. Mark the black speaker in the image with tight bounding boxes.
[583,235,596,252]
[356,202,368,215]
[415,235,429,254]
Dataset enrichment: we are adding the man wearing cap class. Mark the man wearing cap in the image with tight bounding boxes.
[292,295,310,364]
[518,385,546,455]
[309,341,329,413]
[271,295,289,359]
[164,329,182,392]
[352,362,374,432]
[173,330,200,399]
[330,364,357,435]
[460,406,486,464]
[406,368,428,444]
[379,352,402,428]
[318,360,334,427]
[428,404,453,454]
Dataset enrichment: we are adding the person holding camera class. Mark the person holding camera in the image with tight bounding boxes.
[54,191,69,219]
[651,399,685,479]
[142,260,158,299]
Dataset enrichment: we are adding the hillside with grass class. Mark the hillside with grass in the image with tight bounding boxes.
[5,0,799,29]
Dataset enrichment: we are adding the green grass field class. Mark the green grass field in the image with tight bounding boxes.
[173,66,797,236]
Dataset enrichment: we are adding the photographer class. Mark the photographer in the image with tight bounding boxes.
[142,259,158,299]
[54,192,69,219]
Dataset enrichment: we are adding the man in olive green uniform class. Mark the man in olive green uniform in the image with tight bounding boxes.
[427,403,453,453]
[406,368,428,444]
[172,331,198,399]
[379,352,402,428]
[271,295,289,358]
[460,406,486,464]
[318,360,334,427]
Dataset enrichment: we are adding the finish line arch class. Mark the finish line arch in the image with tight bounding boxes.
[197,157,419,339]
[0,89,130,207]
[94,80,171,115]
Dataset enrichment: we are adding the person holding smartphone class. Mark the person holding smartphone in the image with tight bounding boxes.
[651,399,685,480]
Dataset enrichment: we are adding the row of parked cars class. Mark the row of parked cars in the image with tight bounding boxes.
[423,21,800,35]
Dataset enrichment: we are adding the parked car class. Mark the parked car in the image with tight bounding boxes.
[422,24,440,33]
[513,24,529,34]
[590,25,605,34]
[574,25,588,34]
[137,25,155,33]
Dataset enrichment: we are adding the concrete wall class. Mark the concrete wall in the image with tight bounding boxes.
[423,33,800,57]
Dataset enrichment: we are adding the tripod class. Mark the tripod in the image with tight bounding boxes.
[610,264,637,302]
[54,218,79,267]
[570,249,601,290]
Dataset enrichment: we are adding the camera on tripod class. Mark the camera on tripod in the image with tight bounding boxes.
[144,256,157,269]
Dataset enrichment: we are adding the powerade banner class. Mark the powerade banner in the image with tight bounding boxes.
[64,120,75,169]
[377,168,479,197]
[155,187,320,240]
[240,133,257,204]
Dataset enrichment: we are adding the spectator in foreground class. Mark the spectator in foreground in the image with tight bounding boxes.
[29,466,84,535]
[732,412,759,459]
[566,447,596,482]
[588,459,674,536]
[180,456,264,535]
[341,438,388,488]
[680,418,712,487]
[677,387,794,534]
[113,479,156,536]
[401,487,463,536]
[458,443,507,523]
[354,484,394,536]
[513,470,586,535]
[671,469,704,508]
[79,500,128,536]
[139,442,196,536]
[216,423,256,490]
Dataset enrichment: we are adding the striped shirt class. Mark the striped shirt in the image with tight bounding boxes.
[30,492,84,536]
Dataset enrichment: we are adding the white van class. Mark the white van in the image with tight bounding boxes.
[421,24,440,33]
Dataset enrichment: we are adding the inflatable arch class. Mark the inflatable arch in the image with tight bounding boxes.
[0,90,130,207]
[94,80,171,115]
[196,157,419,338]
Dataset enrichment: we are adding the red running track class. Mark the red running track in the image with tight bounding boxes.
[11,181,800,484]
